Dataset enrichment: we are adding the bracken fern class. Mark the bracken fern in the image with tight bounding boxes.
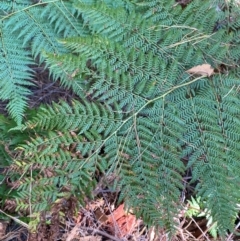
[0,0,239,237]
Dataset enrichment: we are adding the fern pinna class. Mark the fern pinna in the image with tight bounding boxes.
[2,0,240,237]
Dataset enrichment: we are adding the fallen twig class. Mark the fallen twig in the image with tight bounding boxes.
[66,223,124,241]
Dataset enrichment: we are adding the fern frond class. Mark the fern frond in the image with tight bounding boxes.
[4,9,65,60]
[15,127,99,211]
[74,2,129,40]
[38,1,240,232]
[0,24,34,124]
[181,75,240,233]
[5,0,240,236]
[2,1,83,61]
[40,1,87,37]
[0,0,31,15]
[23,100,122,136]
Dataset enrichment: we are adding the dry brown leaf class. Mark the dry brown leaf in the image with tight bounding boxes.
[94,208,108,223]
[107,204,137,238]
[65,224,103,241]
[66,224,80,241]
[186,64,214,77]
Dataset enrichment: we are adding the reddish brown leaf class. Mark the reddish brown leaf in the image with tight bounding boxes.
[107,204,137,238]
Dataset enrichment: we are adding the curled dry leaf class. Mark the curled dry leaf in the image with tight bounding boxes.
[186,64,214,77]
[4,200,17,213]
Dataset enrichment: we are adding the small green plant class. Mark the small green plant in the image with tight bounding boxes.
[186,196,218,239]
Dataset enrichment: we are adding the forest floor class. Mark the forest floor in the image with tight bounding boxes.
[0,190,236,241]
[0,191,231,241]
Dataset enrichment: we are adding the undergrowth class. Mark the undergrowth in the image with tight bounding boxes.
[0,0,239,239]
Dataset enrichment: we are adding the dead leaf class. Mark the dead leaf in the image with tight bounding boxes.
[94,208,108,223]
[116,215,136,238]
[107,204,137,238]
[66,224,80,241]
[186,64,214,77]
[108,204,126,221]
[66,223,102,241]
[70,69,79,78]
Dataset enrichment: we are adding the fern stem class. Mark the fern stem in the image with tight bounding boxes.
[0,0,58,21]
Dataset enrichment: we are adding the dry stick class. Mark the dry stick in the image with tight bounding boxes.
[66,224,80,241]
[226,219,240,241]
[0,232,20,241]
[102,193,123,238]
[197,221,217,240]
[184,229,198,241]
[0,209,29,229]
[66,225,123,241]
[190,217,211,241]
[81,227,124,241]
[66,223,123,241]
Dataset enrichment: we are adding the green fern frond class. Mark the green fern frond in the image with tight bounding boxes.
[4,7,65,59]
[2,0,239,236]
[22,100,122,135]
[15,127,99,211]
[36,0,240,232]
[181,75,240,233]
[0,24,34,124]
[14,99,124,209]
[74,1,129,40]
[40,1,87,37]
[0,0,31,15]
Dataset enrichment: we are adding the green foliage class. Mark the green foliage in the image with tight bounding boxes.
[0,0,239,238]
[186,196,218,239]
[0,0,82,123]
